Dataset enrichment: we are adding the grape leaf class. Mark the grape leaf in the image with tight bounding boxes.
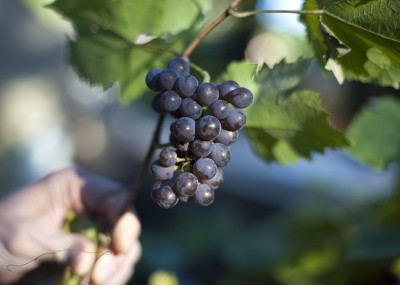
[217,61,259,99]
[246,90,348,163]
[69,33,184,104]
[51,0,211,40]
[346,96,400,170]
[50,0,211,103]
[220,59,348,163]
[302,0,400,88]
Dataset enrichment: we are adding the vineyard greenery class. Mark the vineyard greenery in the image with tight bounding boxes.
[23,0,400,284]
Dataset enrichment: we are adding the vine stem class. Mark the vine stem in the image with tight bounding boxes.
[229,9,325,18]
[182,0,242,59]
[125,113,166,208]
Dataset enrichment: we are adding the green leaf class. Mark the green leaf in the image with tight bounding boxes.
[302,0,400,88]
[69,33,184,104]
[50,0,211,103]
[346,96,400,170]
[224,59,348,164]
[217,60,259,97]
[246,90,348,163]
[51,0,211,39]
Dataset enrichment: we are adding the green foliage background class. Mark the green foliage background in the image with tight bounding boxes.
[26,0,400,284]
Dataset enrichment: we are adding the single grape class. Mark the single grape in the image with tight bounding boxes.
[151,94,164,113]
[223,108,246,131]
[175,75,198,97]
[218,80,239,100]
[159,69,179,90]
[171,117,196,143]
[193,184,215,206]
[196,115,221,141]
[151,180,178,209]
[190,139,212,158]
[159,147,177,167]
[145,68,162,92]
[167,57,190,76]
[210,99,230,120]
[193,157,217,180]
[179,97,203,120]
[229,87,253,108]
[160,90,182,112]
[196,83,219,106]
[209,143,231,167]
[173,172,199,197]
[215,129,239,146]
[202,167,223,190]
[150,160,174,180]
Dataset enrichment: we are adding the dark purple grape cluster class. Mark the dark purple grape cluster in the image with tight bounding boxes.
[146,57,253,209]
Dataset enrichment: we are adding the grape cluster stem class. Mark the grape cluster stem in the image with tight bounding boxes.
[127,113,166,208]
[182,0,242,59]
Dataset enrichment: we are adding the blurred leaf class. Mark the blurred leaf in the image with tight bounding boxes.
[346,226,400,260]
[50,0,211,103]
[51,0,211,40]
[302,0,400,88]
[239,59,348,163]
[148,270,179,285]
[275,248,338,285]
[346,96,400,170]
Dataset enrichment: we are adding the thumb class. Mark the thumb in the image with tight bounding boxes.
[46,233,97,276]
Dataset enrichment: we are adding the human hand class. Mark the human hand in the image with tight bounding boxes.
[0,167,141,285]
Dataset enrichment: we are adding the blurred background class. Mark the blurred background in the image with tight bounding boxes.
[1,0,399,284]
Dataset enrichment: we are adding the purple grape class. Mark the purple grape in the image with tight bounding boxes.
[159,69,179,90]
[218,80,239,100]
[210,100,230,119]
[223,108,246,131]
[193,158,217,180]
[151,94,164,113]
[209,143,231,167]
[193,184,215,206]
[150,160,174,180]
[196,115,221,141]
[179,97,203,120]
[160,90,182,112]
[151,180,178,209]
[159,147,177,167]
[202,167,223,190]
[196,83,219,106]
[175,75,198,97]
[167,57,190,76]
[173,172,199,197]
[171,117,196,143]
[229,87,253,108]
[145,68,162,92]
[215,129,239,146]
[190,139,212,158]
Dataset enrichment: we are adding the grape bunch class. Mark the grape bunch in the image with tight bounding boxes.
[146,57,253,209]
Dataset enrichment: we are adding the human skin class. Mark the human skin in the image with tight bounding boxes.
[0,167,141,285]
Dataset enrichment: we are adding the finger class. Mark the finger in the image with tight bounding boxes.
[106,242,142,285]
[91,241,142,285]
[112,211,141,254]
